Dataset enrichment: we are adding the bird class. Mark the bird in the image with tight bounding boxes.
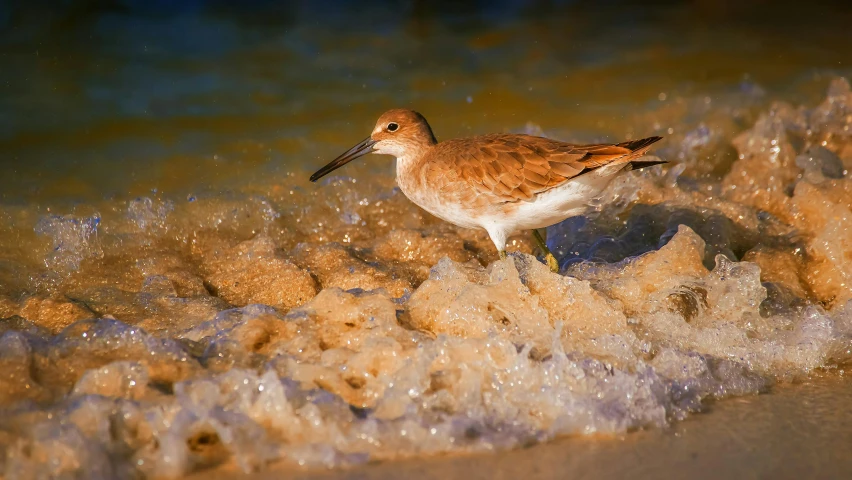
[310,109,665,272]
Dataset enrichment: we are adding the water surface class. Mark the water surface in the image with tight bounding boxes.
[1,1,851,478]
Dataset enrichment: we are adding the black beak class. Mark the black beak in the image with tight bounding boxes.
[310,136,376,182]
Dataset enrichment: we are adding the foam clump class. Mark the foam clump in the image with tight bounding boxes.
[790,180,852,307]
[571,224,848,375]
[407,257,552,344]
[71,361,150,399]
[721,110,799,223]
[17,296,94,333]
[292,242,414,297]
[0,331,50,405]
[2,79,852,478]
[202,235,317,311]
[807,77,852,139]
[372,228,475,281]
[5,420,117,480]
[37,318,201,393]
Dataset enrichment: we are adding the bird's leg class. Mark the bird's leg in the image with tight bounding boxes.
[487,227,509,262]
[532,229,559,273]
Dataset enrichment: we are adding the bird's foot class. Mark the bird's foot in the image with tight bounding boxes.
[498,250,507,260]
[532,229,559,273]
[544,252,559,273]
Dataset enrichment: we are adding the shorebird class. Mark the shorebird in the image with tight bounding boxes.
[310,109,664,272]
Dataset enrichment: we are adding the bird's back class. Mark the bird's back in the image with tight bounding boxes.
[421,133,662,204]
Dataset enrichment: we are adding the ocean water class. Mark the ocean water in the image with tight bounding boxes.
[1,1,851,478]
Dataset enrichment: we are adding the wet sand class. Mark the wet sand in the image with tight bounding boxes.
[199,373,852,480]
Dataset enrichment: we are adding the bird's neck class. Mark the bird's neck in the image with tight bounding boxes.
[395,142,434,172]
[394,143,434,195]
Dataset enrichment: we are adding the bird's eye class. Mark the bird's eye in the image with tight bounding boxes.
[387,122,399,132]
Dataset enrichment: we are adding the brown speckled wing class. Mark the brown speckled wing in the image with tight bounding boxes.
[449,134,662,202]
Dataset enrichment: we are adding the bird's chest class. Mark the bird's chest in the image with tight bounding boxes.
[395,158,480,228]
[395,158,442,212]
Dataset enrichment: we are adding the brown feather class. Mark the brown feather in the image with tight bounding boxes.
[442,134,663,203]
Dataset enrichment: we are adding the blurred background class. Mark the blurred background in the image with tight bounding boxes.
[1,0,850,204]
